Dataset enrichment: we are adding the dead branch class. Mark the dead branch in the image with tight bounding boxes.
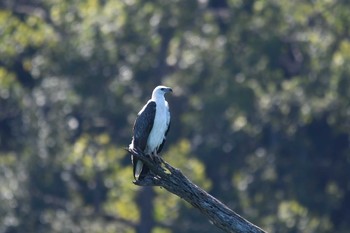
[127,148,267,233]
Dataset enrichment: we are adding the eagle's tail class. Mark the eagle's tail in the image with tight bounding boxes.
[132,156,150,180]
[134,160,143,180]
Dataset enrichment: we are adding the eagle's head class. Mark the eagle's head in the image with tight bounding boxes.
[152,85,173,100]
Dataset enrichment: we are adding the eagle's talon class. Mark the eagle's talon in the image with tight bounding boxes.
[148,151,157,161]
[154,155,162,164]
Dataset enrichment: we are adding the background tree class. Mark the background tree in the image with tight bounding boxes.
[0,0,349,233]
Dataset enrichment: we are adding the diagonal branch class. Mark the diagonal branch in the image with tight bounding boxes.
[127,148,267,233]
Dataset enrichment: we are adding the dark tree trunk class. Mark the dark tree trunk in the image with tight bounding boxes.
[128,148,267,233]
[136,187,155,233]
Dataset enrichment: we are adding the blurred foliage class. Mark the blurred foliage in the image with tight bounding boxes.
[0,0,350,233]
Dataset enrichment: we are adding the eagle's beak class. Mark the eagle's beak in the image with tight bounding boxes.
[168,88,173,93]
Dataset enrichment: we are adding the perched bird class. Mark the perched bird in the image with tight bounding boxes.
[129,85,172,180]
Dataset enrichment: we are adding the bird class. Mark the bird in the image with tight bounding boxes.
[129,85,172,180]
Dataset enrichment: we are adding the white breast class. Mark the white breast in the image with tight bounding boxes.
[145,101,170,154]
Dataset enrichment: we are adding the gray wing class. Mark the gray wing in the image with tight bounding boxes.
[157,120,170,154]
[133,101,156,151]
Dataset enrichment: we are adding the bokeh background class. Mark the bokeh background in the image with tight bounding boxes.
[1,0,350,233]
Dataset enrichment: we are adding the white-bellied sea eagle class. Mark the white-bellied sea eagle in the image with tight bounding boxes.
[129,85,172,180]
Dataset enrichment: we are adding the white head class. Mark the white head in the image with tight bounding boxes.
[151,85,173,100]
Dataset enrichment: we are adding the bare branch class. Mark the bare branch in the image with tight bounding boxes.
[128,148,267,233]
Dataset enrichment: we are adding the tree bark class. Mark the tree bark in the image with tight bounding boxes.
[127,148,267,233]
[135,187,156,233]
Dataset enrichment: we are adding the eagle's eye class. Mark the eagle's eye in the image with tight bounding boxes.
[161,88,165,91]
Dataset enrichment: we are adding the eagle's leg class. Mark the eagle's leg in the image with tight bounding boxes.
[150,151,163,164]
[149,151,157,160]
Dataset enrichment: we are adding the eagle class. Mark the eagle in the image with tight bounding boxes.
[129,85,172,180]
